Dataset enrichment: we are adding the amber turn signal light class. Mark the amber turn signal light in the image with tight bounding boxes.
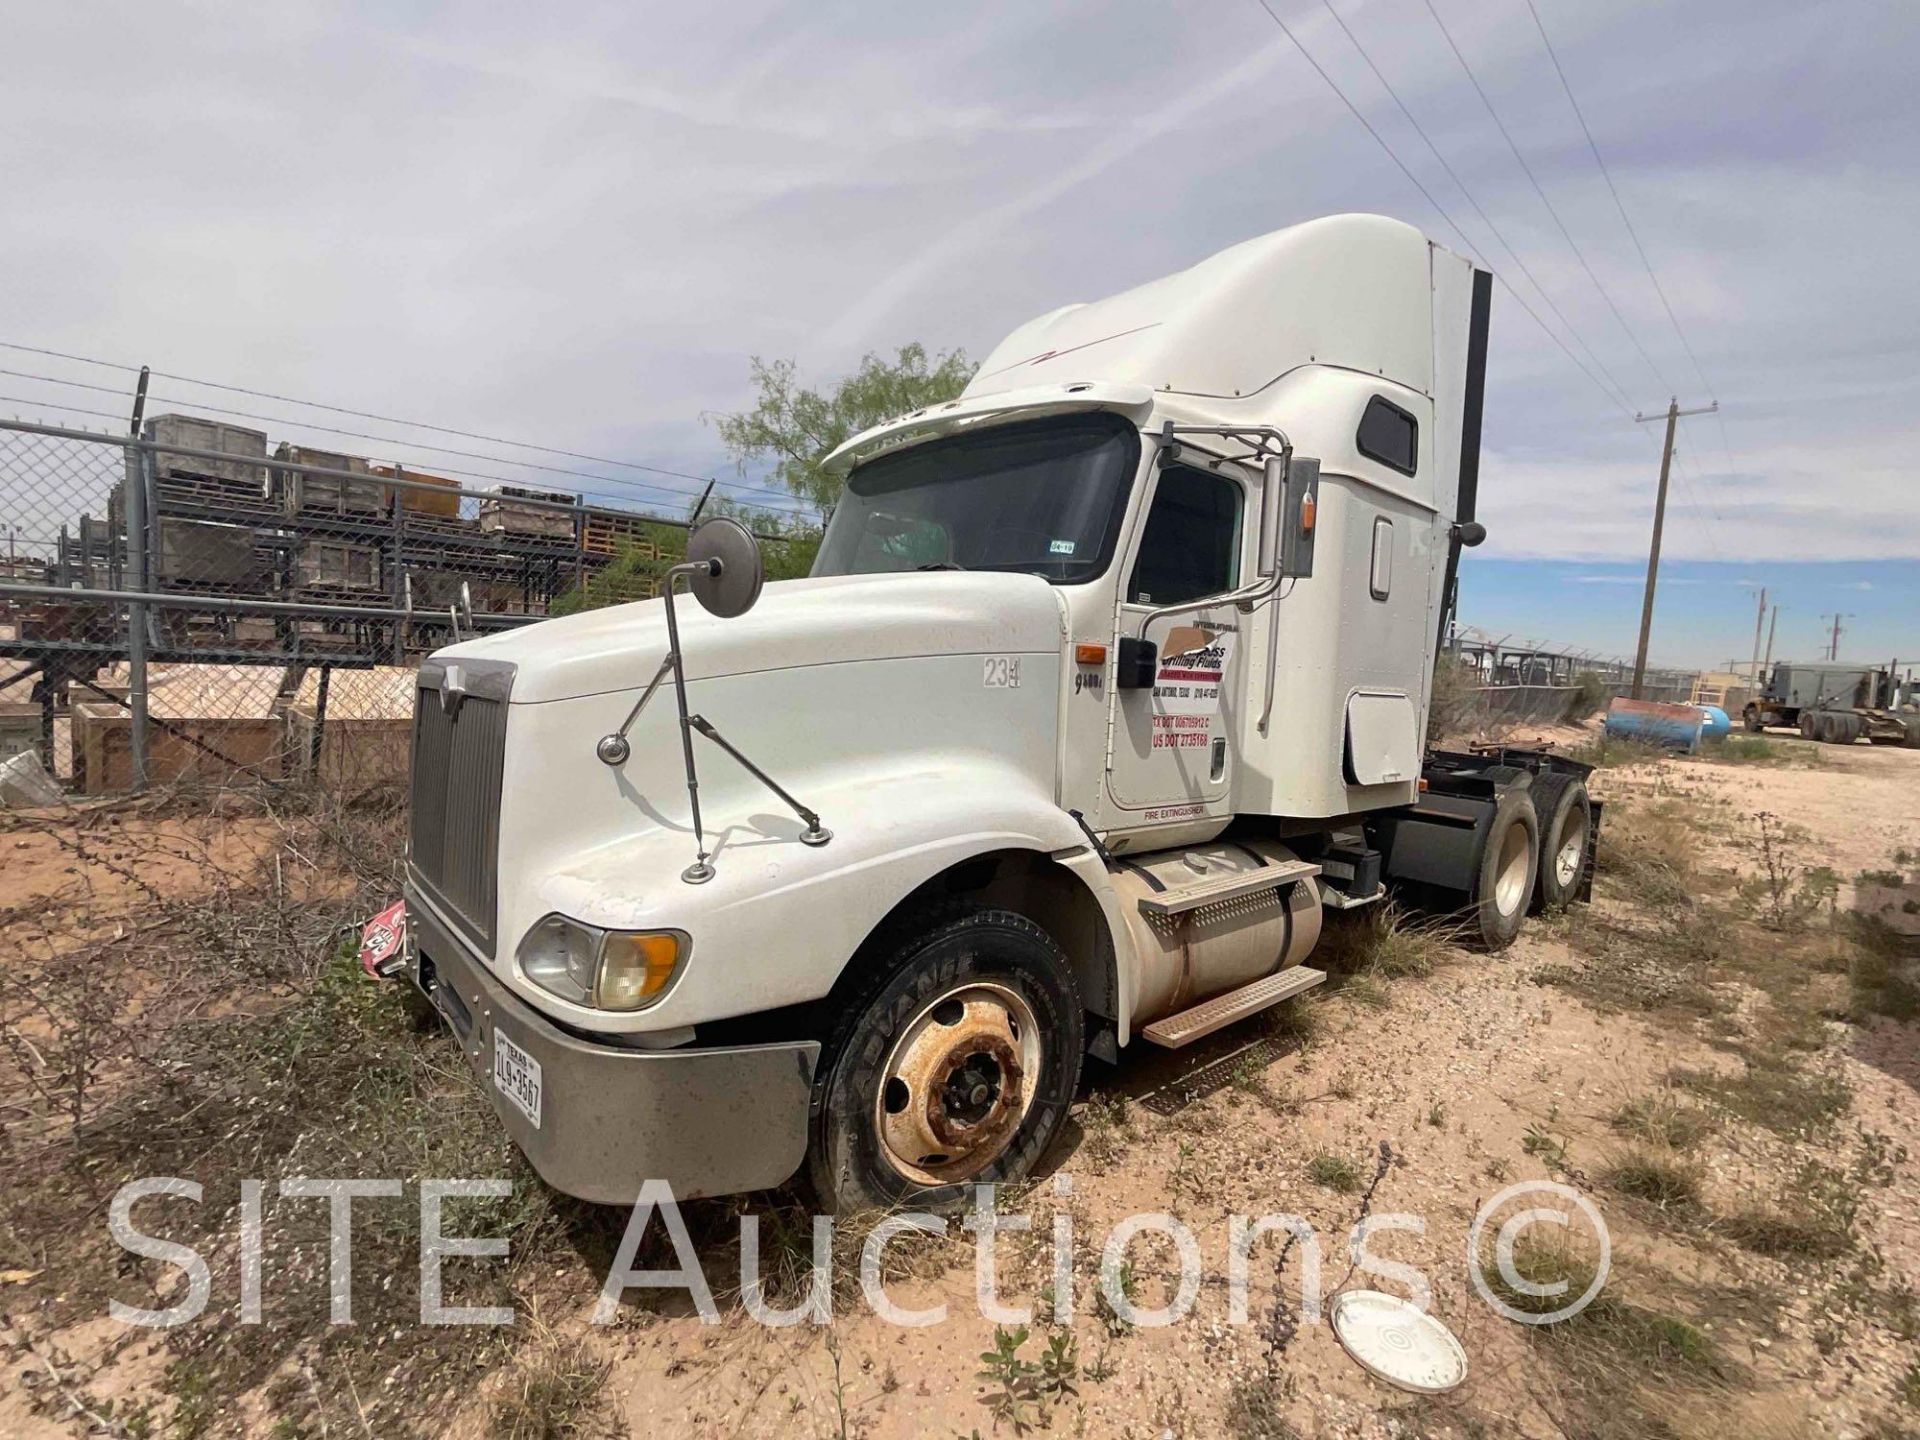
[595,931,683,1010]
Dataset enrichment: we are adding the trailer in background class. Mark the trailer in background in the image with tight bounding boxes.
[1744,661,1920,746]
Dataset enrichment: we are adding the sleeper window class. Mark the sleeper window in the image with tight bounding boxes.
[1127,465,1242,606]
[1356,396,1418,476]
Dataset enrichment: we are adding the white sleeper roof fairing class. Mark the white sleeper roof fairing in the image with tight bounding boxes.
[825,214,1464,473]
[965,214,1443,405]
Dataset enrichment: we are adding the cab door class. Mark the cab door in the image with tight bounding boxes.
[1106,462,1248,818]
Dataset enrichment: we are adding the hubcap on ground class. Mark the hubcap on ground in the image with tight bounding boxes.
[1493,819,1532,916]
[1554,809,1590,889]
[874,982,1042,1185]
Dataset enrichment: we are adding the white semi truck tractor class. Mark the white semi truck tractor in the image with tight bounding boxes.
[399,214,1598,1212]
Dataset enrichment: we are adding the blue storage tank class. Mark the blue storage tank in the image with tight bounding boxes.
[1696,705,1732,739]
[1605,697,1706,752]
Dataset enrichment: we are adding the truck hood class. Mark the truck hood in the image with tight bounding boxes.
[438,570,1067,704]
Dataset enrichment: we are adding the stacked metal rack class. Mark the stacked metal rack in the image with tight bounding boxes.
[0,406,734,792]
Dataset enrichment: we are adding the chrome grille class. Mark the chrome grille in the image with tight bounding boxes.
[409,660,512,952]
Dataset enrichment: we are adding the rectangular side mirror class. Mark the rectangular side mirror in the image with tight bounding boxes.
[1116,636,1157,689]
[1281,457,1321,579]
[1257,455,1284,577]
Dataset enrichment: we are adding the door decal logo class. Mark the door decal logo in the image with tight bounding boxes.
[1151,623,1231,747]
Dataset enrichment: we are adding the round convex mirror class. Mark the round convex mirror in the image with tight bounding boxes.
[686,517,764,618]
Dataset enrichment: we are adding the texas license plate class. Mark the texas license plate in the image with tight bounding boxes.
[492,1031,542,1129]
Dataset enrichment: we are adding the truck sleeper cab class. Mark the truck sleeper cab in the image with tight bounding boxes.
[402,215,1597,1211]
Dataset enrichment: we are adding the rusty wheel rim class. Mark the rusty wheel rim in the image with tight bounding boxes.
[873,981,1042,1186]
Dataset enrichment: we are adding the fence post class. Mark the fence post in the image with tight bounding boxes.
[388,477,406,666]
[126,446,152,792]
[308,664,332,781]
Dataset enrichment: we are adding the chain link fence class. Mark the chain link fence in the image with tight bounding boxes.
[0,411,760,802]
[1439,625,1704,732]
[1,397,1717,801]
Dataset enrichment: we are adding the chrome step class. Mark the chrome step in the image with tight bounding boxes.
[1135,858,1320,916]
[1320,884,1386,911]
[1140,966,1326,1048]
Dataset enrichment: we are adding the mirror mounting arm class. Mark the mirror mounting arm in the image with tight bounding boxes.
[687,715,831,847]
[591,519,776,885]
[660,559,720,883]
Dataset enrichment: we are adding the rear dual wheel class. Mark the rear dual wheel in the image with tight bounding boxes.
[1529,777,1593,914]
[1811,711,1861,744]
[1472,789,1540,950]
[808,907,1082,1213]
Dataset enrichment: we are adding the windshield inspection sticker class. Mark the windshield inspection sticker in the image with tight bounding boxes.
[983,656,1022,688]
[1151,624,1231,747]
[1047,538,1077,555]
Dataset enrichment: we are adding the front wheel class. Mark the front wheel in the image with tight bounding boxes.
[807,907,1083,1213]
[1742,705,1764,734]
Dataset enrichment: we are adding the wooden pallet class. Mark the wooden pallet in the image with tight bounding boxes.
[582,515,663,558]
[156,472,276,514]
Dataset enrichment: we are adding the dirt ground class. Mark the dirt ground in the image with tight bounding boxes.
[3,731,1918,1439]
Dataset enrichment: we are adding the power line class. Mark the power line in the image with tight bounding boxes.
[1521,0,1712,400]
[0,363,817,520]
[1317,0,1639,415]
[1246,0,1640,423]
[1418,0,1673,398]
[0,339,811,513]
[1409,1,1730,560]
[0,368,806,516]
[0,388,812,524]
[1520,0,1743,488]
[1665,422,1726,564]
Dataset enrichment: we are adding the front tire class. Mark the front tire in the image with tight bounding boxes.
[807,907,1083,1214]
[1742,705,1764,734]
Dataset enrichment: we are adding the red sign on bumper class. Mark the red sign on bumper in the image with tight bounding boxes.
[358,899,408,978]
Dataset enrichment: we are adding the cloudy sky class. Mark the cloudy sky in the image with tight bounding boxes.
[4,0,1916,667]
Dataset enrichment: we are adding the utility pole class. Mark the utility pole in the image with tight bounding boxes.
[1820,612,1849,661]
[1747,585,1767,687]
[1629,397,1718,699]
[1762,604,1779,675]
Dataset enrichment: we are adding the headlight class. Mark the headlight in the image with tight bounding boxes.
[515,916,685,1011]
[518,916,600,1004]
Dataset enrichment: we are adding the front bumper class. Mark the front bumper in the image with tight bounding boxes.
[406,890,819,1204]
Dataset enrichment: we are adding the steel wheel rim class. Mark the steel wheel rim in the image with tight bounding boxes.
[1553,808,1589,889]
[873,981,1043,1186]
[1493,820,1531,916]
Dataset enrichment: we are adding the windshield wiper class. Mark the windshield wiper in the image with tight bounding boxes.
[915,562,965,571]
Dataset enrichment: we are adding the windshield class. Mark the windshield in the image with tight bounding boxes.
[812,413,1139,584]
